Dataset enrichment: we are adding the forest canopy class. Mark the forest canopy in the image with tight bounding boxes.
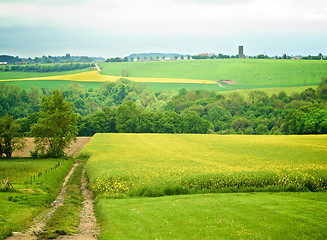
[1,79,327,136]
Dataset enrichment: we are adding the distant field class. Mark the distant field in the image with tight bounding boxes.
[0,68,89,80]
[1,59,326,92]
[1,80,104,91]
[12,137,92,158]
[83,134,327,197]
[0,70,216,85]
[99,59,327,89]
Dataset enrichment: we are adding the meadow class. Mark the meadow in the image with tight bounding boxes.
[0,158,75,240]
[84,134,327,197]
[82,133,327,239]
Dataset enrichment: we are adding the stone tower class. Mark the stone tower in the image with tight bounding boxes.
[238,46,244,58]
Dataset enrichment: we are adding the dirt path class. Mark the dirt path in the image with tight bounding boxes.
[56,168,99,240]
[217,82,225,88]
[6,162,80,240]
[95,63,101,74]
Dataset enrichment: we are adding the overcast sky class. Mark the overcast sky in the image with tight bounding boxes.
[1,0,327,58]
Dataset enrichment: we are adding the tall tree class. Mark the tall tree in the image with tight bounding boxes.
[0,115,25,157]
[30,90,78,157]
[115,101,141,133]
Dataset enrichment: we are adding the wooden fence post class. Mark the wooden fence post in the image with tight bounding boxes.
[3,178,13,189]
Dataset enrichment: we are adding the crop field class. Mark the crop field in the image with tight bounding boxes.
[0,70,217,85]
[83,133,327,197]
[12,137,92,158]
[82,133,327,240]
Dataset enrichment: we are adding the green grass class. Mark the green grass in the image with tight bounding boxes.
[0,68,90,80]
[0,158,59,184]
[136,82,226,91]
[0,158,75,240]
[1,80,103,91]
[221,85,318,97]
[84,134,327,198]
[96,192,327,240]
[99,59,327,88]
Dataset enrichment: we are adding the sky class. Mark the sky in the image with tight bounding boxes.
[0,0,327,58]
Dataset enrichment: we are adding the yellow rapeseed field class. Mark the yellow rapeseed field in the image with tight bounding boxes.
[83,133,327,197]
[2,71,217,84]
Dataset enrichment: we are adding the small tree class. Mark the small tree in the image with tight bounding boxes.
[30,90,78,157]
[0,115,25,157]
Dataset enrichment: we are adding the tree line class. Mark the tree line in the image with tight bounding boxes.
[0,62,95,72]
[1,79,327,139]
[0,54,104,64]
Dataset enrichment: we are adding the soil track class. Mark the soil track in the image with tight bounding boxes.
[56,168,99,240]
[6,162,99,240]
[12,137,92,158]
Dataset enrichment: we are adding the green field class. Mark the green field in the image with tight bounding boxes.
[96,192,327,240]
[1,59,326,92]
[0,158,75,240]
[0,68,90,80]
[99,59,327,89]
[1,80,104,91]
[82,133,327,239]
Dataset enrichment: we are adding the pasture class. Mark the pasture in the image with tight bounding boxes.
[82,133,327,239]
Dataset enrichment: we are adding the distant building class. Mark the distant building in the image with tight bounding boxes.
[238,46,245,58]
[0,62,8,65]
[14,62,27,65]
[198,53,209,57]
